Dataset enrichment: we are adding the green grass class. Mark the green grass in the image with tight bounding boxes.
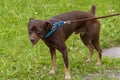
[0,0,120,80]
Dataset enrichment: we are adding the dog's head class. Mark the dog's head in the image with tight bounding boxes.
[28,18,52,45]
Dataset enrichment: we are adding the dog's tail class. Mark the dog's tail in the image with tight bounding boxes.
[90,5,96,16]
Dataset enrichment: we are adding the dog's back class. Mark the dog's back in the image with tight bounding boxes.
[52,5,96,21]
[50,5,97,40]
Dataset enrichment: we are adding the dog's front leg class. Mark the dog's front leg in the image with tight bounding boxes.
[59,48,71,80]
[49,47,57,75]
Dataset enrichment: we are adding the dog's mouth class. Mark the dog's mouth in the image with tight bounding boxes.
[31,41,37,45]
[30,39,38,45]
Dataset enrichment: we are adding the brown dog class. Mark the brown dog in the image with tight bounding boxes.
[28,5,102,80]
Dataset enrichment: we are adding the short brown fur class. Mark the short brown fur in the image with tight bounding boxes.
[28,5,102,80]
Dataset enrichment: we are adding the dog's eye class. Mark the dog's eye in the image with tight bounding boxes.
[37,30,42,34]
[37,31,44,35]
[29,31,32,34]
[37,31,41,34]
[37,29,43,34]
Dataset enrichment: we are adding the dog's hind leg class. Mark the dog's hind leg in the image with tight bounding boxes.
[80,33,94,62]
[91,37,102,66]
[86,20,102,66]
[49,47,57,75]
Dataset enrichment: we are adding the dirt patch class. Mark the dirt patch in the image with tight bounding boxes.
[83,70,120,80]
[83,47,120,80]
[103,47,120,58]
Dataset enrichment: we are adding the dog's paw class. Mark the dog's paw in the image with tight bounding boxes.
[65,75,71,80]
[86,59,92,63]
[65,72,71,80]
[95,63,101,66]
[95,60,101,66]
[49,70,55,75]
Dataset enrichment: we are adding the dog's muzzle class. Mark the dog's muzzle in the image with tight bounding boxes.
[30,37,37,45]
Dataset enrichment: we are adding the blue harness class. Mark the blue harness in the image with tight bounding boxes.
[45,21,65,38]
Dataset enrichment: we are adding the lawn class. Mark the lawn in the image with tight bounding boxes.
[0,0,120,80]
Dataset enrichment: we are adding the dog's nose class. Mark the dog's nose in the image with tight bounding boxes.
[30,38,35,43]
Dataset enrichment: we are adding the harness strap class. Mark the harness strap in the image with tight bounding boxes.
[45,21,65,38]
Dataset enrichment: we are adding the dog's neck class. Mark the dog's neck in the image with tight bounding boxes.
[44,19,66,39]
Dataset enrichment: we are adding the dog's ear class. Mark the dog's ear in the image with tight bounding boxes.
[44,21,52,31]
[29,18,34,21]
[28,18,34,27]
